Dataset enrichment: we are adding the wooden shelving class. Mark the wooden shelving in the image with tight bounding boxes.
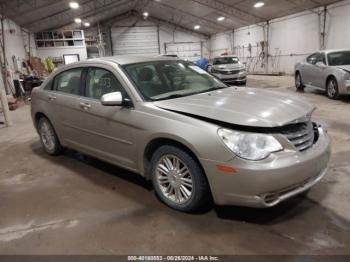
[35,30,85,48]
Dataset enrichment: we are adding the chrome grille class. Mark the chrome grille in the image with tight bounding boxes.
[281,121,315,151]
[217,69,240,75]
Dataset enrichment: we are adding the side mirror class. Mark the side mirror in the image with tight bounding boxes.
[101,92,123,106]
[316,61,326,68]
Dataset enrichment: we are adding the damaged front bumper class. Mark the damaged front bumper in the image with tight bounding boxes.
[200,127,331,208]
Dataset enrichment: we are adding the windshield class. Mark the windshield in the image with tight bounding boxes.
[327,51,350,66]
[213,57,239,65]
[123,61,227,101]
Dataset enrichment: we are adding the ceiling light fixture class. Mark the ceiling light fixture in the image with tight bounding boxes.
[84,22,90,27]
[74,18,82,23]
[194,25,200,30]
[143,12,149,17]
[217,16,225,21]
[69,2,79,9]
[254,2,265,8]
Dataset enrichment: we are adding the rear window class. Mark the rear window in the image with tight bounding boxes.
[213,57,239,65]
[54,68,83,95]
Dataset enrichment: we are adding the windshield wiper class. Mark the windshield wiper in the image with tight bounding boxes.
[194,86,227,95]
[154,94,190,101]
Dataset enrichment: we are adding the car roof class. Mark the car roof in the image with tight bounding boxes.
[318,49,350,54]
[89,55,179,65]
[213,55,238,59]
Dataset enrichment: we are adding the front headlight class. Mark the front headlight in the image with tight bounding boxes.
[218,128,283,161]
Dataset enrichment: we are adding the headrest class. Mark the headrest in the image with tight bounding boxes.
[138,67,154,82]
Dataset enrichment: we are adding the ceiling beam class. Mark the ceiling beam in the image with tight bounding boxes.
[190,0,265,25]
[25,0,96,27]
[7,0,64,19]
[43,0,137,32]
[146,0,232,32]
[90,9,210,38]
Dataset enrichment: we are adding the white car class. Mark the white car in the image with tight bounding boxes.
[209,56,247,85]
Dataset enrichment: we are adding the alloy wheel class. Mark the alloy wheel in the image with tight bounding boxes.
[40,121,56,152]
[295,74,301,88]
[327,79,337,98]
[155,154,193,204]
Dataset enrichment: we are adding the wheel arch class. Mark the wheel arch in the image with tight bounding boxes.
[143,137,204,180]
[34,112,49,130]
[34,112,61,142]
[326,74,336,85]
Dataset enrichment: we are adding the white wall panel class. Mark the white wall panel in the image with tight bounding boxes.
[326,1,350,49]
[209,0,350,74]
[165,42,202,61]
[210,32,233,58]
[2,19,27,73]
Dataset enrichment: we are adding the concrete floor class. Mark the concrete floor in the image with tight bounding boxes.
[0,75,350,255]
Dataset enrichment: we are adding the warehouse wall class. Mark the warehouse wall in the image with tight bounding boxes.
[209,0,350,74]
[103,15,210,59]
[1,18,35,73]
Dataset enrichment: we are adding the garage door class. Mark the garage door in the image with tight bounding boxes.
[111,26,159,55]
[165,42,202,62]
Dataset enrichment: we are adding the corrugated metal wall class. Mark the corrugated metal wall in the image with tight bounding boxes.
[111,26,159,55]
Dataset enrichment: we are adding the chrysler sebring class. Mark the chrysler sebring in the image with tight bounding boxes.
[31,56,331,212]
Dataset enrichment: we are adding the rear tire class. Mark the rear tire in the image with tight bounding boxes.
[38,117,62,155]
[295,72,304,91]
[326,77,339,99]
[150,145,210,212]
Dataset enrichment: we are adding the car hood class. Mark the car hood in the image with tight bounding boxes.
[153,87,315,128]
[212,63,244,70]
[337,65,350,73]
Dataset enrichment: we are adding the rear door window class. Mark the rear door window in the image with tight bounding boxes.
[316,53,326,64]
[54,68,83,95]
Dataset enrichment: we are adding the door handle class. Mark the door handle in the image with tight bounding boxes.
[79,102,91,110]
[48,95,56,101]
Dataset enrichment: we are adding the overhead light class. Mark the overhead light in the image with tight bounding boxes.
[254,2,265,8]
[217,16,225,21]
[74,18,82,23]
[84,22,90,27]
[143,12,149,17]
[69,2,79,9]
[194,25,200,30]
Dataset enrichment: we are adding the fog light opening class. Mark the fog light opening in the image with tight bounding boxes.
[263,193,279,204]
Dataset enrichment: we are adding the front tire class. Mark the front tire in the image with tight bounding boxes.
[295,72,304,91]
[150,145,210,212]
[38,117,62,155]
[326,77,339,99]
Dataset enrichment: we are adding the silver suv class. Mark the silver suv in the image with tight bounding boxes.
[31,56,330,212]
[209,56,247,85]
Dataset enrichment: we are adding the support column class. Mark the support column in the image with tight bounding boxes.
[0,17,12,127]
